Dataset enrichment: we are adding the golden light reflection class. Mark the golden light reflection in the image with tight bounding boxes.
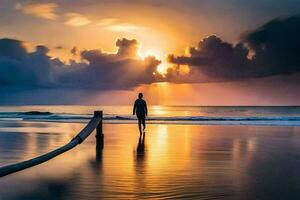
[155,125,168,150]
[1,122,268,197]
[151,105,168,116]
[142,124,194,181]
[247,138,256,153]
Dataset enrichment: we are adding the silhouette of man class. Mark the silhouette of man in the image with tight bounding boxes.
[133,93,148,135]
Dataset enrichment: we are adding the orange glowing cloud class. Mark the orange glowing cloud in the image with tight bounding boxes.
[16,3,58,20]
[64,13,91,27]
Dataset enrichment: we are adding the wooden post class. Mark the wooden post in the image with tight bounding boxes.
[94,111,104,158]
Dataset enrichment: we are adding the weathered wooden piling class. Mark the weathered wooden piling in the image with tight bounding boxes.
[95,111,104,154]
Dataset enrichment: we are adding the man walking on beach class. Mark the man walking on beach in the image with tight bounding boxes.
[133,93,148,135]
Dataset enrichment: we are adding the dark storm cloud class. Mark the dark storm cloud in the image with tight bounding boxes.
[116,38,139,58]
[167,15,300,82]
[60,40,162,89]
[244,15,300,76]
[0,38,27,60]
[0,38,57,86]
[0,38,161,90]
[1,15,300,92]
[167,35,251,81]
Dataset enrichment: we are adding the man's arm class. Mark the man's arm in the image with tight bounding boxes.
[144,101,148,116]
[133,100,137,115]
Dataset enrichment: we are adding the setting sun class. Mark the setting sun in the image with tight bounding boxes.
[139,48,171,76]
[139,48,164,59]
[156,62,170,75]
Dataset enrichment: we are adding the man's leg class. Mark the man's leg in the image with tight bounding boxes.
[142,117,146,131]
[138,118,142,135]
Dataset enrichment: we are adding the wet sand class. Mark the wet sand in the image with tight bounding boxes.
[1,121,300,199]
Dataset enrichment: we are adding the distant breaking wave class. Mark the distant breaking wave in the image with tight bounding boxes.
[0,111,300,126]
[23,111,53,115]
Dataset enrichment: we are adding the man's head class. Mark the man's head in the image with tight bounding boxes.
[138,93,143,99]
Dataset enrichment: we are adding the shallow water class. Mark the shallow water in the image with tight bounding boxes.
[1,121,300,199]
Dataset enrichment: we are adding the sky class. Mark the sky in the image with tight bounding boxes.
[0,0,300,105]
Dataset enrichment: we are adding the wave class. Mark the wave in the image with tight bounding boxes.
[23,111,53,115]
[0,111,300,125]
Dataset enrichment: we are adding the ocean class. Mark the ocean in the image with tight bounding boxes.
[1,105,300,199]
[0,105,300,125]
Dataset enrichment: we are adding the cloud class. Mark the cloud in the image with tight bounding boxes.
[96,18,142,33]
[243,15,300,76]
[96,18,117,26]
[70,46,78,56]
[1,15,300,94]
[167,15,300,82]
[55,46,64,50]
[0,38,58,87]
[166,35,251,82]
[16,3,58,20]
[0,38,162,90]
[104,23,140,32]
[116,38,140,58]
[59,38,162,89]
[15,3,91,27]
[64,13,91,27]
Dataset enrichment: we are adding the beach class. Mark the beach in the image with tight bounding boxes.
[1,0,300,198]
[1,106,300,199]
